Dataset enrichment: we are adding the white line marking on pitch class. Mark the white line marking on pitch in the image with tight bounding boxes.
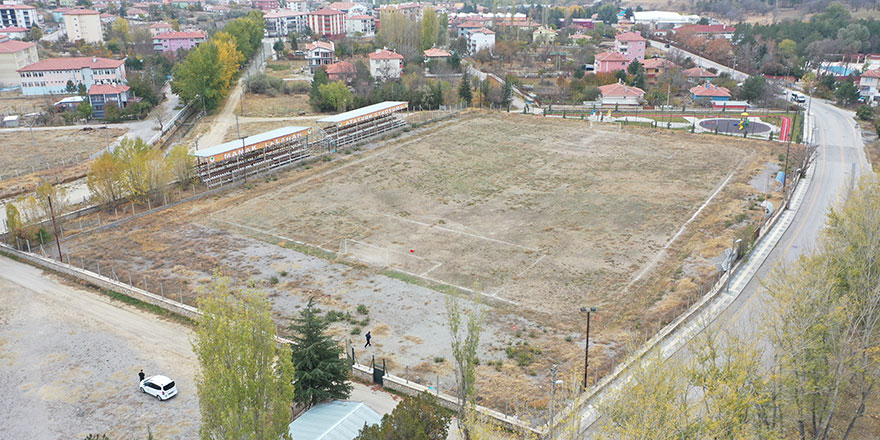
[381,214,540,252]
[517,254,547,277]
[421,262,443,277]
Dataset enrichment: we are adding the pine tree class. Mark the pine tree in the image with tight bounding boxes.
[290,298,352,408]
[501,77,513,110]
[458,72,472,106]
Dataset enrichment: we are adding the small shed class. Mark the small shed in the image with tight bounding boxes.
[3,115,19,127]
[288,401,381,440]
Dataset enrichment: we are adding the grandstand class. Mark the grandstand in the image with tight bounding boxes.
[193,126,312,187]
[317,101,408,149]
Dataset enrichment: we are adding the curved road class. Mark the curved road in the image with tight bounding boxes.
[580,44,871,436]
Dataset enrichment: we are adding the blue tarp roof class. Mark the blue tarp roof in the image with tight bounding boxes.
[288,401,381,440]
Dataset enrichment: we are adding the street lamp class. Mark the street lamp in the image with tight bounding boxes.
[580,306,597,390]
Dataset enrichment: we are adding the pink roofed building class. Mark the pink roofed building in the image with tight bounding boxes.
[598,80,644,106]
[325,60,356,82]
[642,57,677,83]
[690,83,731,101]
[252,0,280,10]
[674,24,736,41]
[614,31,646,61]
[858,69,880,105]
[594,51,630,73]
[152,31,207,53]
[305,40,336,73]
[17,56,126,95]
[0,26,27,39]
[682,67,718,83]
[369,48,403,79]
[149,21,173,36]
[88,83,131,118]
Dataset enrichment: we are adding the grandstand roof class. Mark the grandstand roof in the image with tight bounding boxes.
[193,126,311,161]
[317,101,408,127]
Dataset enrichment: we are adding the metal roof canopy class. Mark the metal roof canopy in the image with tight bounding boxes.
[288,401,381,440]
[192,126,311,158]
[317,101,408,127]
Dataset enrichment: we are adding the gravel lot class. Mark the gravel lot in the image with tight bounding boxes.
[0,257,200,439]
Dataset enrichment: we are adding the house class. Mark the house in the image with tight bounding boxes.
[252,0,280,11]
[58,0,78,8]
[567,18,595,30]
[859,69,880,106]
[64,9,103,43]
[682,66,718,83]
[369,48,403,80]
[88,83,130,118]
[594,51,630,73]
[569,34,592,44]
[99,12,118,25]
[0,26,27,39]
[455,20,483,38]
[284,0,308,13]
[0,38,37,87]
[264,10,307,37]
[305,40,336,73]
[308,8,346,39]
[0,4,42,29]
[204,4,231,13]
[632,10,700,30]
[642,57,676,84]
[17,56,126,95]
[152,31,207,53]
[126,7,149,19]
[325,60,355,82]
[466,27,494,55]
[598,80,644,106]
[614,31,646,62]
[149,22,173,36]
[423,47,450,63]
[674,24,736,41]
[532,26,556,45]
[287,401,380,440]
[690,83,731,101]
[346,15,374,37]
[328,1,370,17]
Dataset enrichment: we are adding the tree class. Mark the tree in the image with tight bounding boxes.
[65,80,77,94]
[289,298,352,409]
[354,393,451,440]
[115,137,169,202]
[5,202,22,244]
[645,88,667,106]
[421,8,438,51]
[458,72,472,106]
[437,13,449,47]
[87,151,124,205]
[737,76,766,103]
[194,276,295,440]
[166,144,195,188]
[309,68,331,111]
[25,25,42,42]
[856,105,873,121]
[213,32,244,89]
[446,297,482,439]
[501,77,513,109]
[104,103,123,122]
[76,101,93,120]
[597,4,617,24]
[318,81,354,112]
[479,78,490,108]
[288,33,298,50]
[171,41,225,112]
[834,80,860,106]
[273,39,285,53]
[77,83,87,96]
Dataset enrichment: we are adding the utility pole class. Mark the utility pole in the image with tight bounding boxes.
[782,109,798,195]
[581,306,597,390]
[550,364,559,439]
[47,196,62,262]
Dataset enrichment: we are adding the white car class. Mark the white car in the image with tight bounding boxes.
[139,375,178,401]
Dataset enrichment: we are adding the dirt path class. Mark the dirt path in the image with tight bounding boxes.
[0,256,200,439]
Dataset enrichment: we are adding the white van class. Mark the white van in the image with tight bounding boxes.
[790,92,806,103]
[140,375,178,401]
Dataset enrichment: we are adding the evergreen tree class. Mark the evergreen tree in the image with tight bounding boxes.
[309,68,330,111]
[501,76,513,109]
[834,80,860,106]
[458,72,472,106]
[289,298,352,408]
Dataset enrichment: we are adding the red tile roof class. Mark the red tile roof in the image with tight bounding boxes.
[64,9,100,15]
[0,4,35,9]
[615,31,646,42]
[149,21,172,28]
[0,39,36,53]
[327,1,359,10]
[18,57,125,72]
[89,84,130,95]
[457,21,483,28]
[642,58,676,69]
[471,27,494,35]
[154,31,207,39]
[325,60,355,74]
[348,14,373,20]
[862,69,880,78]
[690,83,731,97]
[305,41,335,51]
[595,51,629,62]
[676,24,736,34]
[598,82,645,98]
[310,7,344,15]
[264,9,305,18]
[424,48,451,57]
[0,26,28,33]
[682,67,718,78]
[369,48,403,60]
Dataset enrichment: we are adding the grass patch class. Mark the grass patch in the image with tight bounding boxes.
[379,268,467,297]
[98,287,196,327]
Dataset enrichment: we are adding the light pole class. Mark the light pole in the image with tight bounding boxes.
[726,238,743,294]
[581,306,597,390]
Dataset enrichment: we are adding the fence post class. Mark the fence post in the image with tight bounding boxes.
[144,276,148,291]
[160,281,164,297]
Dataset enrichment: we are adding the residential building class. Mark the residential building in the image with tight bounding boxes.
[285,0,307,13]
[58,0,78,7]
[690,83,731,101]
[204,4,231,13]
[682,66,718,83]
[368,48,403,80]
[308,8,346,39]
[594,51,630,73]
[0,25,27,39]
[598,80,644,106]
[149,21,173,36]
[642,57,676,84]
[88,83,130,118]
[632,10,700,30]
[264,10,307,37]
[252,0,279,11]
[328,1,370,17]
[17,56,126,95]
[455,20,483,38]
[567,18,595,30]
[379,3,422,21]
[614,31,646,62]
[325,60,355,82]
[125,7,149,19]
[466,27,494,55]
[152,30,206,52]
[0,38,37,87]
[569,34,592,44]
[532,26,556,45]
[64,9,103,43]
[305,40,335,73]
[423,47,450,63]
[674,24,736,41]
[859,69,880,105]
[346,14,374,37]
[0,4,41,29]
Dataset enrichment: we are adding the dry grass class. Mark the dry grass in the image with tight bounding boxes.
[263,59,308,79]
[0,93,62,115]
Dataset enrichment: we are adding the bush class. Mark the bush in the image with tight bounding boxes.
[856,105,874,121]
[356,304,369,315]
[246,72,301,96]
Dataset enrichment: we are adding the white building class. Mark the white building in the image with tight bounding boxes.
[285,0,307,13]
[466,27,494,55]
[264,9,307,37]
[328,1,370,17]
[305,40,335,73]
[64,9,104,43]
[346,15,374,37]
[0,4,42,29]
[859,69,880,106]
[368,48,403,80]
[632,10,700,30]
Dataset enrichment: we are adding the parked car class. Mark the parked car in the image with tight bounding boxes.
[140,375,178,401]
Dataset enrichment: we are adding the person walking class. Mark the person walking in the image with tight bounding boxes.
[138,369,145,384]
[364,331,372,348]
